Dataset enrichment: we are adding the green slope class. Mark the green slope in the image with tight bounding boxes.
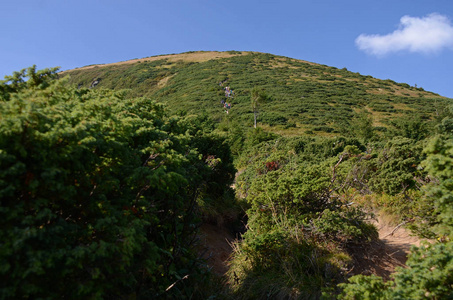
[61,51,450,136]
[3,53,452,298]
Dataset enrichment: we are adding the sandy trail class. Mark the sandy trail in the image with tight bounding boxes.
[349,214,431,280]
[198,213,431,280]
[198,223,236,275]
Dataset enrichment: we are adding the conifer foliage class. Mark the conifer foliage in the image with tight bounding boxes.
[338,108,453,300]
[3,53,453,299]
[0,67,234,299]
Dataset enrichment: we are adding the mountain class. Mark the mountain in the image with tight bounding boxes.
[3,52,453,298]
[60,51,450,136]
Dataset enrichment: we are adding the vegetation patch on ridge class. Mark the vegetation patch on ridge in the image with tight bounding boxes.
[2,51,453,299]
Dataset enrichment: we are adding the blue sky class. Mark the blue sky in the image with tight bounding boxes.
[1,0,452,97]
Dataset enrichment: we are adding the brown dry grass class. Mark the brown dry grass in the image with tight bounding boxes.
[273,56,318,66]
[364,82,444,99]
[157,74,175,88]
[392,102,413,111]
[268,57,316,69]
[61,51,249,74]
[61,51,322,75]
[353,106,388,127]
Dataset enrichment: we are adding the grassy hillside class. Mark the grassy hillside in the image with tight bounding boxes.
[3,54,453,299]
[61,51,450,136]
[59,52,453,298]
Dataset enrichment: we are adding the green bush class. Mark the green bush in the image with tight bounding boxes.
[229,135,379,298]
[313,208,378,244]
[367,137,425,195]
[0,67,234,299]
[337,131,453,300]
[261,112,288,126]
[228,226,348,299]
[337,274,391,299]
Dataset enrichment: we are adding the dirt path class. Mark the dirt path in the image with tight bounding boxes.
[198,213,430,279]
[198,223,235,275]
[374,216,425,257]
[349,214,431,280]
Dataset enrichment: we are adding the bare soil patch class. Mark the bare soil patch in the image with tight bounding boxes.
[198,223,235,275]
[198,213,431,281]
[349,215,432,280]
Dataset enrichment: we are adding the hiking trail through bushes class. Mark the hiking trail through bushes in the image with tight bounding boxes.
[198,210,430,280]
[348,214,432,280]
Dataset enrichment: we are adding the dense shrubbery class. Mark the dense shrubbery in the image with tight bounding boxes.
[0,67,235,299]
[339,241,453,299]
[4,52,453,299]
[337,106,453,299]
[227,136,380,297]
[230,107,453,298]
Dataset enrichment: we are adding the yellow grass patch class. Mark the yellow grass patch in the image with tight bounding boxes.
[61,51,251,73]
[392,103,413,111]
[157,74,175,88]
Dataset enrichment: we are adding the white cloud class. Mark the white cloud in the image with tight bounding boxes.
[356,13,453,56]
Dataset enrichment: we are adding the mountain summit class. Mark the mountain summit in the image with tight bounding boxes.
[61,51,448,135]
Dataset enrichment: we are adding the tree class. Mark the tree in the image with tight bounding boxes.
[0,65,59,100]
[422,136,453,238]
[388,115,429,141]
[367,137,424,195]
[350,111,374,142]
[251,87,266,128]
